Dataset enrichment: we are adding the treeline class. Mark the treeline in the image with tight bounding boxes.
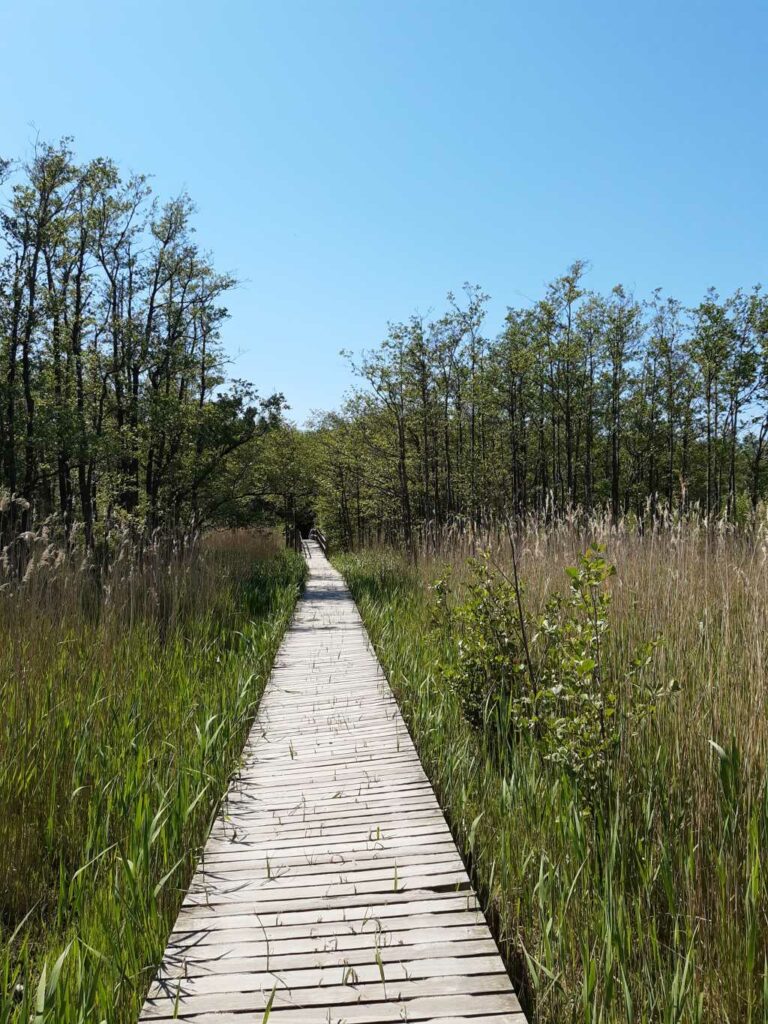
[0,139,284,557]
[313,263,768,549]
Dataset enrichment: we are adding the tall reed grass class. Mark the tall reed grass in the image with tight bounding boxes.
[336,511,768,1023]
[0,526,306,1022]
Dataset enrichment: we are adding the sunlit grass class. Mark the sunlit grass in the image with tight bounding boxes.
[0,529,306,1022]
[336,516,768,1023]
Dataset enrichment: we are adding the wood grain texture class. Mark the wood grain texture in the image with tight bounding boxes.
[140,541,526,1023]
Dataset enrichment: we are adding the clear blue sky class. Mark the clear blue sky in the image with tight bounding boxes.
[1,0,766,424]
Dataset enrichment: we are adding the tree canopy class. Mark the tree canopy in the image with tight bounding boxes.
[0,139,292,553]
[310,268,768,548]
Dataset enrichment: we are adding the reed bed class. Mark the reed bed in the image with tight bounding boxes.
[336,511,768,1024]
[0,526,306,1022]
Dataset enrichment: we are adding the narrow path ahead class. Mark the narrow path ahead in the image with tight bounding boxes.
[141,541,526,1023]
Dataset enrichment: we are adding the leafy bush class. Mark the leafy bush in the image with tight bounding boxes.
[437,546,677,790]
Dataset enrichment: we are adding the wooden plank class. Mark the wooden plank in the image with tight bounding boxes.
[196,845,462,870]
[172,913,487,937]
[146,999,526,1024]
[214,806,449,830]
[139,541,526,1023]
[206,819,455,846]
[166,924,494,956]
[147,956,511,998]
[176,891,480,925]
[141,974,518,1017]
[187,856,466,885]
[180,879,472,911]
[160,939,498,974]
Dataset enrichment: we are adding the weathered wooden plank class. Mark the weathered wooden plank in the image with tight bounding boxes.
[176,891,480,925]
[221,792,444,817]
[146,998,525,1024]
[159,939,499,974]
[172,903,484,929]
[141,973,518,1017]
[205,827,455,854]
[139,541,525,1023]
[206,818,454,845]
[188,856,466,885]
[196,846,461,871]
[226,774,434,797]
[214,806,449,831]
[147,955,511,999]
[181,877,471,910]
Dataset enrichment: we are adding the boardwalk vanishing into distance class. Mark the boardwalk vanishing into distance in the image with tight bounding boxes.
[140,540,526,1023]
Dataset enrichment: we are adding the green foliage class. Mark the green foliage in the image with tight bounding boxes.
[433,557,526,728]
[0,139,292,548]
[313,268,768,550]
[0,540,306,1023]
[336,534,768,1023]
[439,546,677,790]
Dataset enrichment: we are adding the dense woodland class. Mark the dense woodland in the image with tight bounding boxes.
[313,270,768,549]
[0,140,289,558]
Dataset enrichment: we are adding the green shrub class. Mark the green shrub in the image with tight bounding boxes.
[437,547,677,792]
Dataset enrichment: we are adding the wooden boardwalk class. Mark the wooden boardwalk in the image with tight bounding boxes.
[140,541,526,1023]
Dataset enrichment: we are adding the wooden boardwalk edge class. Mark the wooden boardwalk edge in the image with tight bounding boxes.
[140,540,528,1023]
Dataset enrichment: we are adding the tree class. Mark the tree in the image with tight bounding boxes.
[312,268,768,547]
[0,139,287,554]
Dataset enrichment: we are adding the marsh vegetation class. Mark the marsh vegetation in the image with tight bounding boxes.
[0,528,305,1022]
[337,514,768,1023]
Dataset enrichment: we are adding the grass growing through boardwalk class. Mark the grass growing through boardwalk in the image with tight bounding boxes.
[336,519,768,1024]
[0,529,306,1023]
